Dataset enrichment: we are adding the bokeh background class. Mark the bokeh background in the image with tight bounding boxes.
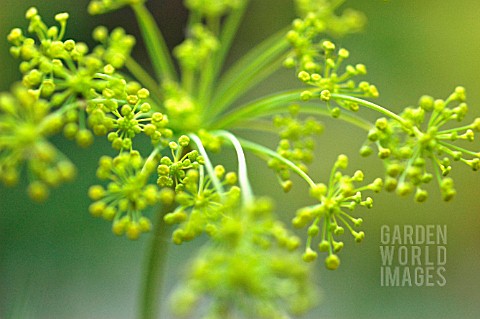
[1,0,479,318]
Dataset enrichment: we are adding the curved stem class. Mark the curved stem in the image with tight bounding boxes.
[234,103,374,132]
[214,130,254,205]
[300,104,374,131]
[331,93,410,128]
[139,204,171,319]
[237,137,317,189]
[141,146,162,175]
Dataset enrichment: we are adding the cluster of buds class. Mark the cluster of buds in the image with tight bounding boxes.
[88,0,145,15]
[87,83,172,150]
[361,87,479,202]
[270,104,324,191]
[170,198,316,319]
[285,1,365,74]
[174,24,219,72]
[294,0,366,36]
[161,82,203,132]
[291,40,379,118]
[0,85,76,201]
[89,151,160,239]
[7,8,137,149]
[163,164,238,244]
[8,9,134,103]
[91,26,136,69]
[184,0,246,18]
[293,154,382,270]
[156,135,204,190]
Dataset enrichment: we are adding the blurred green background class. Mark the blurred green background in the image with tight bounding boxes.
[1,0,479,318]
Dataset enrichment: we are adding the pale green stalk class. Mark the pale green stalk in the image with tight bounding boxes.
[215,130,254,205]
[228,119,280,133]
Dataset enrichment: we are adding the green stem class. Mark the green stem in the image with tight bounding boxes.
[209,29,290,116]
[230,119,279,133]
[211,89,306,129]
[236,103,374,132]
[207,16,221,36]
[139,204,171,319]
[210,52,289,120]
[331,94,410,128]
[438,141,479,157]
[310,107,373,131]
[432,158,444,185]
[197,56,214,106]
[197,1,251,107]
[132,4,177,82]
[238,137,317,189]
[438,124,474,134]
[141,146,162,175]
[181,67,194,95]
[186,9,201,30]
[216,1,250,68]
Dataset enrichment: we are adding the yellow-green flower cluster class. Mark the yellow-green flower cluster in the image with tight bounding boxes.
[174,24,219,72]
[89,151,160,239]
[88,0,145,15]
[270,104,323,191]
[161,82,202,132]
[91,26,136,69]
[156,135,204,190]
[291,40,379,118]
[7,8,137,150]
[170,198,316,319]
[87,83,172,150]
[0,85,76,202]
[293,154,382,270]
[8,9,134,105]
[163,165,238,244]
[285,0,366,73]
[294,0,366,36]
[361,87,479,202]
[158,135,242,244]
[184,0,246,18]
